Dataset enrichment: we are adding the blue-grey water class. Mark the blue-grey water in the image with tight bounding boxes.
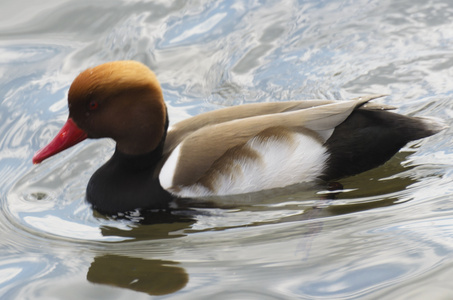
[1,0,453,299]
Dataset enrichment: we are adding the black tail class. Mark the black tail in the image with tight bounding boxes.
[321,108,445,181]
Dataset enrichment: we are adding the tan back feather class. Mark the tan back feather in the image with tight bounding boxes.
[165,95,385,186]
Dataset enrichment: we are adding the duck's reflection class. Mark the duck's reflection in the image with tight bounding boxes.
[87,254,188,296]
[87,211,194,295]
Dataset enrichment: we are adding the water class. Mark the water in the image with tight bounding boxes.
[1,0,453,298]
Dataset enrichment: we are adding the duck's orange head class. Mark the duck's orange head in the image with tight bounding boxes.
[33,61,167,164]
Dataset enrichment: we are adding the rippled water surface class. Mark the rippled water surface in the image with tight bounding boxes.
[1,0,453,299]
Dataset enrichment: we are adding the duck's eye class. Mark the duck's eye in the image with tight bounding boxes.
[88,101,99,111]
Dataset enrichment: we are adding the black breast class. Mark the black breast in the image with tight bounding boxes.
[86,149,173,215]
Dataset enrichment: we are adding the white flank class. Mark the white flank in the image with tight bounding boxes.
[159,144,182,189]
[168,132,329,198]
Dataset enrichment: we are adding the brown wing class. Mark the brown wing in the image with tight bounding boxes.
[162,96,383,187]
[164,94,386,154]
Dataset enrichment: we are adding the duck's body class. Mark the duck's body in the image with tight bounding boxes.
[33,61,445,215]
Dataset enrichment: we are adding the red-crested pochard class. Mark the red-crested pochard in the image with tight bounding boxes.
[33,61,445,215]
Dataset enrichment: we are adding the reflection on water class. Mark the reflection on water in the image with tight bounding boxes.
[87,255,188,296]
[1,0,453,298]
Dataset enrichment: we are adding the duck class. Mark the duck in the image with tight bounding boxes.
[32,60,445,215]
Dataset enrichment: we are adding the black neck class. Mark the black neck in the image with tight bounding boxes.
[86,110,173,216]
